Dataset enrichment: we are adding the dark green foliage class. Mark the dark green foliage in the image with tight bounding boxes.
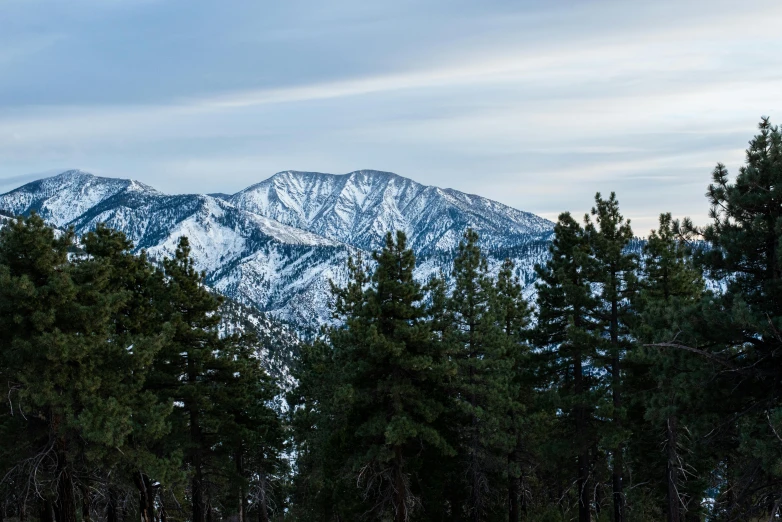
[287,117,782,521]
[6,118,782,522]
[447,229,514,521]
[149,237,285,522]
[626,213,711,522]
[691,118,782,519]
[0,216,173,521]
[0,220,284,522]
[494,258,533,522]
[292,233,455,521]
[585,192,638,522]
[534,213,603,522]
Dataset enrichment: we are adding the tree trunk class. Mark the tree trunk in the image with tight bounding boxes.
[594,477,602,517]
[574,347,590,522]
[508,478,519,522]
[610,286,624,522]
[40,499,54,522]
[53,442,77,522]
[394,445,407,522]
[666,415,682,522]
[258,470,270,522]
[81,485,91,522]
[133,472,156,522]
[468,323,481,522]
[450,487,462,522]
[189,359,205,522]
[236,448,247,522]
[106,488,118,522]
[508,451,520,522]
[519,470,528,519]
[192,454,205,522]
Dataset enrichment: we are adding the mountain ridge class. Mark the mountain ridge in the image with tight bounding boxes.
[229,169,553,255]
[0,168,554,328]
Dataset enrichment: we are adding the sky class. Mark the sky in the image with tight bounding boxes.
[1,0,781,235]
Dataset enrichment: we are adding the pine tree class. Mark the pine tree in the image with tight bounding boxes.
[493,258,532,522]
[447,229,512,522]
[212,332,285,522]
[419,271,463,521]
[309,231,453,521]
[78,224,177,516]
[584,192,637,521]
[534,213,602,522]
[150,236,231,522]
[0,214,79,521]
[691,117,782,517]
[289,254,371,522]
[629,213,708,522]
[0,216,169,522]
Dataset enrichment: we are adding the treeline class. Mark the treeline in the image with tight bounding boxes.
[289,118,782,522]
[0,221,286,522]
[1,119,780,522]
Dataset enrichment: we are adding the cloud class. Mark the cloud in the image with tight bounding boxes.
[0,0,780,237]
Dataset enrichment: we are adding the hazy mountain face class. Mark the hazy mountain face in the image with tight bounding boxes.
[0,169,554,328]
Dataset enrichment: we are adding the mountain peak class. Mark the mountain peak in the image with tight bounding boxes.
[54,168,92,179]
[0,167,555,329]
[0,169,158,225]
[273,169,401,179]
[230,169,553,254]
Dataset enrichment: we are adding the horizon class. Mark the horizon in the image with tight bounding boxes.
[0,150,758,236]
[0,167,559,223]
[2,1,781,235]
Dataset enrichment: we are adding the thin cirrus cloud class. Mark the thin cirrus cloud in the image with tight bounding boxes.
[0,0,780,235]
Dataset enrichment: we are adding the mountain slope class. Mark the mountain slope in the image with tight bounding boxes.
[0,169,154,226]
[229,170,554,255]
[0,169,557,330]
[0,171,353,329]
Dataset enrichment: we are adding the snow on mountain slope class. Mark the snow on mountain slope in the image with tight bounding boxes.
[0,169,155,226]
[0,171,353,330]
[218,296,302,384]
[0,168,559,330]
[229,170,554,255]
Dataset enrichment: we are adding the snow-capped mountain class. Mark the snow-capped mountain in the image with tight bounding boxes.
[0,170,155,226]
[230,170,553,255]
[0,170,353,329]
[0,169,555,330]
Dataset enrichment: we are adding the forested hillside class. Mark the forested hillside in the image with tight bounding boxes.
[290,119,782,522]
[0,119,780,522]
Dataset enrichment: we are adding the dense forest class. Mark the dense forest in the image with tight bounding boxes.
[0,118,780,522]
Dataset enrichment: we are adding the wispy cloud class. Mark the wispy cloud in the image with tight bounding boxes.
[0,0,780,235]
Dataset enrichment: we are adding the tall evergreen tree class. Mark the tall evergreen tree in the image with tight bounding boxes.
[78,225,177,518]
[629,213,708,522]
[585,192,637,521]
[306,231,453,521]
[212,333,286,522]
[289,254,372,522]
[534,213,602,522]
[447,229,512,522]
[0,216,168,522]
[151,236,233,522]
[692,117,782,518]
[493,258,532,522]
